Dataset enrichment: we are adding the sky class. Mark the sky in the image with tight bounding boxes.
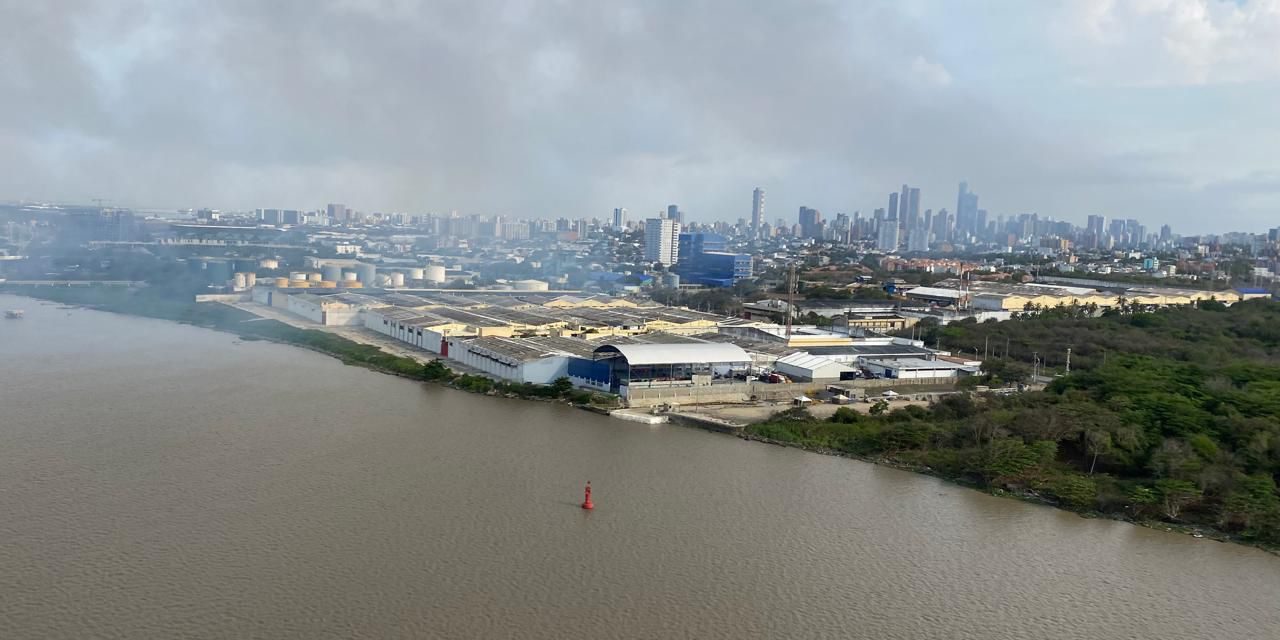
[2,0,1279,232]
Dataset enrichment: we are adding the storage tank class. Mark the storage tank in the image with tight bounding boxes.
[424,265,446,283]
[344,281,363,289]
[288,280,312,288]
[288,271,307,281]
[233,273,248,289]
[408,267,425,281]
[389,272,405,287]
[355,263,377,284]
[342,271,359,282]
[207,260,232,284]
[321,264,343,282]
[513,279,550,291]
[259,258,280,270]
[317,280,338,288]
[244,273,257,288]
[307,272,322,282]
[274,277,290,288]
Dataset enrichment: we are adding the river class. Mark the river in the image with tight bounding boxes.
[1,294,1277,639]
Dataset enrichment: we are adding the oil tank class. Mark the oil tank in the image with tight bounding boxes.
[342,271,359,282]
[512,279,550,291]
[317,280,338,288]
[274,277,290,288]
[389,272,405,287]
[233,273,248,289]
[355,263,377,284]
[288,280,311,288]
[344,281,363,289]
[207,260,233,284]
[244,273,257,288]
[259,258,280,270]
[307,272,323,282]
[321,264,343,282]
[424,265,446,283]
[408,267,425,281]
[288,271,307,281]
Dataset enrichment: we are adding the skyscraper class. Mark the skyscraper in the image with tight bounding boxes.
[877,215,900,252]
[666,204,682,224]
[798,206,822,239]
[888,192,899,220]
[751,187,765,236]
[613,207,627,229]
[644,217,680,266]
[955,182,979,237]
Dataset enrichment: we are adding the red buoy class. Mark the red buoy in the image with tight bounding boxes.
[581,481,594,510]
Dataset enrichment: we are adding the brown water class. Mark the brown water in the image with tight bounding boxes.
[1,294,1278,639]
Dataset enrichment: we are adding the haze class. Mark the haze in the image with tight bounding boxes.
[2,0,1278,230]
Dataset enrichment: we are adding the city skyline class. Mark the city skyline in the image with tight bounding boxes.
[3,2,1279,232]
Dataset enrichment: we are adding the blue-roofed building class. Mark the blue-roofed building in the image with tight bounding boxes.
[674,232,753,287]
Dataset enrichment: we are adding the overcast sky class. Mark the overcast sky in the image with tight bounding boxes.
[2,0,1278,232]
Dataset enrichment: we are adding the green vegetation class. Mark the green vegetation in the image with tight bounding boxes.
[749,300,1280,547]
[8,285,615,407]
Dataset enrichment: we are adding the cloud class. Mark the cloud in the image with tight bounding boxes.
[0,0,1275,233]
[1056,0,1280,86]
[911,56,953,87]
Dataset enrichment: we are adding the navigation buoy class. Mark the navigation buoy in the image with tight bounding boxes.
[581,481,594,510]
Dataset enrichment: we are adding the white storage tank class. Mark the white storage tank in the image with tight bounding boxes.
[342,271,359,282]
[424,264,446,283]
[512,279,550,291]
[244,273,257,288]
[321,264,343,282]
[233,273,248,289]
[259,258,279,269]
[389,272,406,287]
[307,272,323,282]
[289,271,307,281]
[408,268,425,281]
[356,263,377,284]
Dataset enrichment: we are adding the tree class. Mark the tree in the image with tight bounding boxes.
[869,399,890,416]
[550,377,573,397]
[1154,479,1201,521]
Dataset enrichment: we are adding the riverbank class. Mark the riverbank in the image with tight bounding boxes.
[737,407,1279,555]
[3,287,617,410]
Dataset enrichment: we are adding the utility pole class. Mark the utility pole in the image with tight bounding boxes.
[1005,336,1010,359]
[1065,347,1071,374]
[785,263,796,341]
[1033,351,1039,381]
[983,335,990,360]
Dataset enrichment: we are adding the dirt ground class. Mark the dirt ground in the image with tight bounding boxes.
[692,398,934,425]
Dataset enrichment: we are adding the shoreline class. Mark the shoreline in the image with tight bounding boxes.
[8,288,1275,555]
[728,429,1278,556]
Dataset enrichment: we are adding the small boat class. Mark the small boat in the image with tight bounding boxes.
[4,310,23,319]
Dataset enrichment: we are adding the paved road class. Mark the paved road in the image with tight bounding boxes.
[221,301,438,364]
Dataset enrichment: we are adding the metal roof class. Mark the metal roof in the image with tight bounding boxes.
[593,343,751,366]
[775,352,853,373]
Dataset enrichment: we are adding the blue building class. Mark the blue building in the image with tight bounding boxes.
[674,232,753,287]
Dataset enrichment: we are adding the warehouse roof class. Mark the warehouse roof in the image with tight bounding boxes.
[593,343,751,366]
[775,352,852,372]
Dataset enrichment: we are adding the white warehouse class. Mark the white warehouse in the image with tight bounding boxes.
[861,358,978,380]
[773,352,855,382]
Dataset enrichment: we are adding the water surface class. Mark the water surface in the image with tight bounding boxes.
[1,294,1276,639]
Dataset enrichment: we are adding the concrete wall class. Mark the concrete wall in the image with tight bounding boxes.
[622,377,958,408]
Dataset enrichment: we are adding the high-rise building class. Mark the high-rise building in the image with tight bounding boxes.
[751,187,765,236]
[798,206,822,239]
[907,225,929,252]
[613,207,627,229]
[666,204,683,224]
[955,182,979,237]
[877,215,900,252]
[326,203,348,222]
[644,217,681,266]
[888,192,899,220]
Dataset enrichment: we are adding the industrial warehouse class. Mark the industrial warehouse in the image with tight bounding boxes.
[234,283,985,406]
